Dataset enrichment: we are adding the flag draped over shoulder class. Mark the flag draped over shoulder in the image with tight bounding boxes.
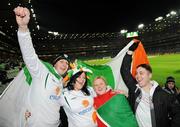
[96,94,138,127]
[0,62,59,127]
[0,70,30,127]
[23,61,61,85]
[77,40,149,92]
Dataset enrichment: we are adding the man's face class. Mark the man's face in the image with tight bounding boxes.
[167,82,175,90]
[54,59,69,75]
[93,78,107,95]
[135,67,152,88]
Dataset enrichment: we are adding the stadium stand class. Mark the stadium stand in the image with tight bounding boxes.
[0,1,180,85]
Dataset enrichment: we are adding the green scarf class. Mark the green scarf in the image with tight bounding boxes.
[23,62,61,85]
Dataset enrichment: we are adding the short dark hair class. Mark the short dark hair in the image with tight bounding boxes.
[66,71,90,96]
[137,64,152,73]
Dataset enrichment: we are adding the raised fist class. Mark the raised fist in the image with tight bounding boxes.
[129,39,140,51]
[14,6,30,30]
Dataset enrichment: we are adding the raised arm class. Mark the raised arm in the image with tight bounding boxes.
[121,52,137,92]
[14,6,47,78]
[120,41,140,92]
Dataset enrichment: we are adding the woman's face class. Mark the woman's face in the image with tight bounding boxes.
[74,72,86,91]
[167,82,175,90]
[93,78,107,95]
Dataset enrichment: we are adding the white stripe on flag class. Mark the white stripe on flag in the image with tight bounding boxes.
[107,40,134,93]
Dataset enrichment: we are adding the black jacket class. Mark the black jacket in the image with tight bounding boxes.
[120,53,180,127]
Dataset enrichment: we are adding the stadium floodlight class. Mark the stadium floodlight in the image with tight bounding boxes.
[53,32,59,36]
[155,16,163,21]
[37,25,40,30]
[138,24,144,29]
[48,31,53,34]
[170,11,177,15]
[120,29,128,34]
[166,13,170,17]
[48,31,59,36]
[32,14,36,18]
[31,8,34,13]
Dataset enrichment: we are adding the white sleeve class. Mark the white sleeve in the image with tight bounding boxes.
[17,30,48,78]
[58,92,66,106]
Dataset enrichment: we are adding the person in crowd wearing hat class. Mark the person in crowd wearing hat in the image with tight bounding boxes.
[163,76,180,104]
[93,76,138,127]
[163,76,179,95]
[58,65,97,127]
[120,41,180,127]
[14,6,69,127]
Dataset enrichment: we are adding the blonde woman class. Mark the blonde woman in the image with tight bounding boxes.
[93,76,138,127]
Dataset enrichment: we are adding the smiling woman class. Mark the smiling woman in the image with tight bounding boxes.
[58,68,97,127]
[66,71,90,95]
[93,76,138,127]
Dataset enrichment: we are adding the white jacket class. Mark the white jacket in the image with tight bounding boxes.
[18,30,63,127]
[59,87,97,127]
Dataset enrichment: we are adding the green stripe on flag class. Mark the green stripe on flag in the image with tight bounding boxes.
[23,67,32,85]
[97,94,138,127]
[43,62,61,80]
[77,60,115,89]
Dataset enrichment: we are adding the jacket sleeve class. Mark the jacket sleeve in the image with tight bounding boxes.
[168,94,180,127]
[17,30,48,78]
[120,53,138,92]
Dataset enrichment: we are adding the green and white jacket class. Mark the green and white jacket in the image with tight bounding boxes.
[18,30,63,127]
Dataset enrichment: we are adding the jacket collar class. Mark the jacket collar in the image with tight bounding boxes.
[136,80,159,97]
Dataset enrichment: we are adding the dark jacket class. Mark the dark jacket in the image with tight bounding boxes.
[163,87,178,95]
[120,53,180,127]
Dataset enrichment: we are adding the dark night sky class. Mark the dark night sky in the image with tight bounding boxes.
[31,0,180,33]
[1,0,180,33]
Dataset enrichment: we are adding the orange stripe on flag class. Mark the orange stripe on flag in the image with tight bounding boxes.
[132,40,149,78]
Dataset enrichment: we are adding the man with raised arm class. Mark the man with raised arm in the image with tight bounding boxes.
[14,6,69,127]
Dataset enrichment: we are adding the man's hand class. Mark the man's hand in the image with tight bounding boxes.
[25,110,31,120]
[14,6,30,32]
[129,39,140,52]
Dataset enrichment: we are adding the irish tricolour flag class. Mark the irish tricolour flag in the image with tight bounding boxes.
[0,40,148,127]
[77,40,149,92]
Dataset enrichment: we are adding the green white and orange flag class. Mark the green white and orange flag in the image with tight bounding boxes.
[76,40,149,91]
[75,40,148,127]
